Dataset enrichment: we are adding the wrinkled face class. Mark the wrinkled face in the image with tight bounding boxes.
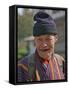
[34,35,58,60]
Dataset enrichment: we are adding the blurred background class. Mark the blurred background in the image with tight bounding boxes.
[17,8,65,60]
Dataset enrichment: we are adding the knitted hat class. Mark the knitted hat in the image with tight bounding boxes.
[33,11,57,36]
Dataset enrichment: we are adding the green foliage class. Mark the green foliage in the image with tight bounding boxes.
[18,9,33,41]
[18,47,28,60]
[18,9,34,60]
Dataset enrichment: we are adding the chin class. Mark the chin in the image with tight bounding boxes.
[40,51,53,58]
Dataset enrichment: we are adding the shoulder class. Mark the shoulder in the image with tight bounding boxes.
[54,53,64,66]
[17,53,35,81]
[18,53,35,65]
[18,53,35,71]
[17,54,34,75]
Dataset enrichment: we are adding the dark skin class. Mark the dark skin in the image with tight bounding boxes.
[34,35,58,60]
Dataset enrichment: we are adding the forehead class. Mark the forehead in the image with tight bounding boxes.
[35,35,55,39]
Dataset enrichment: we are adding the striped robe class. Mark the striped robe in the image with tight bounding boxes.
[17,52,65,82]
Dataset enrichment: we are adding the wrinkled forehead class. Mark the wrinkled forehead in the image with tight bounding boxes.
[34,35,56,39]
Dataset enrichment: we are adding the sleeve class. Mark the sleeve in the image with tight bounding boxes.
[17,65,29,82]
[55,54,65,72]
[57,55,65,74]
[55,54,65,79]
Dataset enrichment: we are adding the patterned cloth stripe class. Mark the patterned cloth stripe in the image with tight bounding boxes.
[54,57,61,79]
[36,69,40,81]
[18,64,28,72]
[49,60,55,80]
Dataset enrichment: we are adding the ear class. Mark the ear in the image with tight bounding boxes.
[55,35,58,43]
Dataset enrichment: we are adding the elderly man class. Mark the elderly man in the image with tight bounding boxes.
[18,11,65,82]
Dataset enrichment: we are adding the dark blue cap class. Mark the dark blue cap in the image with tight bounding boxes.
[33,11,57,36]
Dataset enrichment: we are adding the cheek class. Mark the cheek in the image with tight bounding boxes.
[35,42,42,50]
[35,41,40,48]
[36,43,41,49]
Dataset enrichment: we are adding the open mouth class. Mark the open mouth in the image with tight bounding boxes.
[40,48,50,52]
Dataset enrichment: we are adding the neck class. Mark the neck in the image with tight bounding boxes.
[45,53,54,61]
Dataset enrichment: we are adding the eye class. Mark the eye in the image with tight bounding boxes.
[45,38,52,41]
[48,38,52,40]
[38,38,42,41]
[37,38,43,43]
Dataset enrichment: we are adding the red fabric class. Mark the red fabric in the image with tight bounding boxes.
[43,59,49,65]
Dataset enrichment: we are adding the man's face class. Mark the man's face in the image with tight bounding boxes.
[34,35,58,60]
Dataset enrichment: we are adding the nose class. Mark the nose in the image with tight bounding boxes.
[43,43,48,47]
[44,43,47,46]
